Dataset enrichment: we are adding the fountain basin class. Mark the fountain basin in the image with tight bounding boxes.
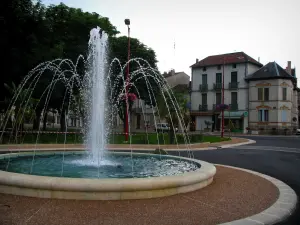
[0,152,216,200]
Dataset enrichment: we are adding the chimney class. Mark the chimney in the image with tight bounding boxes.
[258,57,260,62]
[196,58,199,63]
[286,61,292,74]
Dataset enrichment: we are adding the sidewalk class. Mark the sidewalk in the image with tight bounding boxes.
[0,137,253,152]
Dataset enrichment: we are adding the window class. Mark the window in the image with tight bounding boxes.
[231,72,237,83]
[203,67,206,71]
[217,65,221,70]
[202,93,207,105]
[258,88,269,101]
[258,88,263,101]
[216,73,222,84]
[264,88,269,101]
[258,109,269,122]
[282,88,287,100]
[231,92,238,104]
[281,110,287,122]
[232,64,237,68]
[216,93,221,105]
[202,74,207,84]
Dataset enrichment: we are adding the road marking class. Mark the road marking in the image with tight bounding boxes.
[232,145,300,154]
[236,145,300,150]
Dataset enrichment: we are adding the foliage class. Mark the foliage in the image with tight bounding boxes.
[3,82,38,126]
[156,86,190,140]
[108,36,159,123]
[204,120,212,129]
[1,0,158,132]
[153,149,168,155]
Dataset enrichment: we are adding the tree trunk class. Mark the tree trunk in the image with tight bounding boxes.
[60,110,66,132]
[43,110,47,131]
[169,128,175,144]
[33,108,41,130]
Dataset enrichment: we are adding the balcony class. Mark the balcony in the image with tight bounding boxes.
[213,83,222,91]
[199,104,208,111]
[229,82,239,89]
[229,103,239,111]
[199,84,208,92]
[213,104,221,111]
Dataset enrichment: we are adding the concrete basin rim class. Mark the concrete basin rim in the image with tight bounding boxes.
[0,151,216,192]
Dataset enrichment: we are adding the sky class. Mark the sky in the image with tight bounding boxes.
[44,0,299,84]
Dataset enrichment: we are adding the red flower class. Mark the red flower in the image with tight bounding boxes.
[121,93,137,101]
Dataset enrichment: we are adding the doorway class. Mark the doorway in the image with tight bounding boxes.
[136,114,141,129]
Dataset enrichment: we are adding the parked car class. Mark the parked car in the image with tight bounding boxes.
[296,128,300,135]
[154,123,178,133]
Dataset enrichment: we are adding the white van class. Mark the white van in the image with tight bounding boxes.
[154,123,178,132]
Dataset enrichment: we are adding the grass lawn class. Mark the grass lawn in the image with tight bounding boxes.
[202,136,231,143]
[1,132,230,145]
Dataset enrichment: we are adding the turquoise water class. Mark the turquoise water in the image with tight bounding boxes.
[0,153,199,179]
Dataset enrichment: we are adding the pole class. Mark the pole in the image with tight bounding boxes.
[125,25,131,141]
[221,57,225,138]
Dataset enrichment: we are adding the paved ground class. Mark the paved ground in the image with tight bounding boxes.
[171,135,300,225]
[0,166,279,225]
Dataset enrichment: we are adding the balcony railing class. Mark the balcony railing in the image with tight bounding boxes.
[229,103,238,111]
[199,84,208,92]
[199,104,208,111]
[229,82,239,89]
[213,83,222,91]
[213,104,221,111]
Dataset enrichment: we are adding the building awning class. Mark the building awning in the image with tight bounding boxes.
[218,111,246,119]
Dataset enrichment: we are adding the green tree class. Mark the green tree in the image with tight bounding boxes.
[2,82,38,142]
[109,36,160,125]
[156,85,190,144]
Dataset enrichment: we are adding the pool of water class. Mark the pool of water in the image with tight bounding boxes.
[0,152,200,179]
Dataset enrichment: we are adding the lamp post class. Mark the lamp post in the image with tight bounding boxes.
[124,18,131,142]
[221,56,225,138]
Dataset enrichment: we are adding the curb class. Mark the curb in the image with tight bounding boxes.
[217,164,298,225]
[0,138,256,152]
[218,139,256,148]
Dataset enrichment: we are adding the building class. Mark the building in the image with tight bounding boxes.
[190,52,262,133]
[163,70,190,88]
[246,61,298,133]
[125,70,190,131]
[298,88,300,128]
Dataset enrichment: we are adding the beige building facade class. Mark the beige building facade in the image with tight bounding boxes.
[246,62,298,134]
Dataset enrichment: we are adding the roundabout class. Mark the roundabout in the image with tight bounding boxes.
[0,137,298,225]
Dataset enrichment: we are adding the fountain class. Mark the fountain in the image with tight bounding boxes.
[0,27,216,200]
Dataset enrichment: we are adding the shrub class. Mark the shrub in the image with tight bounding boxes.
[189,134,203,143]
[175,134,185,144]
[153,148,168,155]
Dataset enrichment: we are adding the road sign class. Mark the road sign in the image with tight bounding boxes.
[244,112,248,117]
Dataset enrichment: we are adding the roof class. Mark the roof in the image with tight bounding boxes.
[191,52,263,68]
[245,62,296,81]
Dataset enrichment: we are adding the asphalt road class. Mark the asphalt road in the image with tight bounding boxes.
[174,136,300,225]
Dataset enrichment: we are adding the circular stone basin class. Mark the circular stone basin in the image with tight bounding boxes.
[0,151,216,200]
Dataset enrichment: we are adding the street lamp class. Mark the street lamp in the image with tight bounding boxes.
[124,19,131,142]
